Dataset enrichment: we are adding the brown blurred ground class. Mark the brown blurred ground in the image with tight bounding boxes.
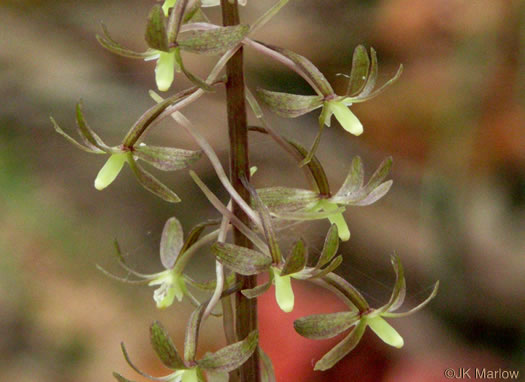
[0,0,524,381]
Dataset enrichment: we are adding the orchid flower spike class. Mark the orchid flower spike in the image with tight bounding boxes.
[51,100,202,203]
[257,156,393,241]
[294,255,439,371]
[114,319,258,382]
[257,44,403,163]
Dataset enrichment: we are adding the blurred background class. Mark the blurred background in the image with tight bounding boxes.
[1,0,524,381]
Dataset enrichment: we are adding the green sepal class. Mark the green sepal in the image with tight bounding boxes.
[241,175,282,264]
[256,89,323,118]
[94,152,128,190]
[273,268,294,313]
[323,273,369,312]
[180,219,221,255]
[345,44,370,96]
[96,23,152,59]
[134,144,202,171]
[377,255,406,314]
[211,243,272,276]
[198,331,258,373]
[382,281,439,318]
[150,321,186,369]
[75,102,109,151]
[145,5,169,52]
[257,187,319,212]
[333,156,365,200]
[310,255,342,279]
[314,319,367,371]
[178,25,249,55]
[127,154,181,203]
[166,0,188,45]
[174,48,215,91]
[112,372,137,382]
[260,43,334,97]
[160,217,184,269]
[50,116,103,154]
[184,304,206,363]
[259,346,276,382]
[280,239,307,276]
[294,311,359,340]
[123,92,183,146]
[242,270,274,299]
[316,224,339,269]
[366,316,404,348]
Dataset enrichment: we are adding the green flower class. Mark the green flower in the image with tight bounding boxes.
[257,156,393,241]
[98,217,226,309]
[51,100,202,203]
[256,44,402,163]
[205,172,344,313]
[294,256,439,371]
[97,4,249,92]
[114,319,258,382]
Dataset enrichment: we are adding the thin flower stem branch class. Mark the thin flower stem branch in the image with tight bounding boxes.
[202,201,231,321]
[244,39,323,95]
[172,229,221,274]
[169,111,262,229]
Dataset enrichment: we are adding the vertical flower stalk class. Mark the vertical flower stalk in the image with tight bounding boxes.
[220,1,259,381]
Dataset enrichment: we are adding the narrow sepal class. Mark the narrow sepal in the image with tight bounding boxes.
[112,372,137,382]
[382,281,439,318]
[257,187,319,212]
[180,219,221,255]
[127,154,181,203]
[211,243,272,276]
[242,271,274,299]
[198,331,258,373]
[377,255,406,313]
[323,273,369,312]
[241,175,282,264]
[345,45,370,96]
[310,255,342,279]
[150,321,186,369]
[166,0,188,45]
[173,48,214,91]
[256,89,323,118]
[184,304,206,363]
[345,64,404,103]
[145,5,169,52]
[178,25,249,55]
[280,239,307,276]
[160,217,184,269]
[365,156,393,193]
[97,23,152,59]
[316,224,339,268]
[123,93,183,146]
[50,117,103,154]
[261,43,334,96]
[352,180,392,206]
[366,316,404,348]
[259,346,276,382]
[75,102,108,151]
[294,312,359,340]
[314,319,367,371]
[334,156,365,200]
[134,145,202,171]
[120,342,163,381]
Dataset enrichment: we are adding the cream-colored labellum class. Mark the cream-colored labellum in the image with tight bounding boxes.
[273,268,294,313]
[94,153,128,190]
[366,316,404,348]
